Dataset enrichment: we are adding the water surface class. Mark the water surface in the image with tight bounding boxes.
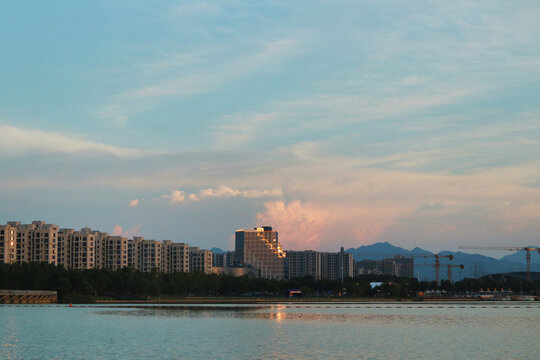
[1,302,538,359]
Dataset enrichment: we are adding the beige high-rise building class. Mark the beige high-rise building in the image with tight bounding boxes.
[94,232,106,269]
[131,238,162,272]
[104,236,128,270]
[57,228,75,269]
[235,226,286,279]
[189,247,212,274]
[1,221,59,265]
[0,223,17,264]
[13,222,33,264]
[27,221,59,265]
[127,237,139,269]
[162,240,190,273]
[70,227,98,270]
[2,221,205,275]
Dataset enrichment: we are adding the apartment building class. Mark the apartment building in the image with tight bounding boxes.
[354,255,414,278]
[189,247,212,274]
[212,251,235,268]
[316,248,354,281]
[135,238,162,272]
[104,236,128,270]
[0,223,17,264]
[162,240,190,273]
[382,255,414,278]
[235,226,286,279]
[285,250,321,280]
[23,221,60,265]
[70,227,98,270]
[1,221,211,274]
[57,228,75,269]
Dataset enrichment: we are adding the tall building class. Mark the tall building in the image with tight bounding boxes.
[127,237,139,269]
[15,222,35,264]
[235,226,286,279]
[212,251,235,268]
[320,247,353,281]
[1,221,211,275]
[285,250,321,279]
[57,228,75,269]
[1,221,60,266]
[382,255,414,278]
[104,236,128,270]
[27,221,60,265]
[13,222,33,264]
[189,247,213,274]
[355,259,382,276]
[0,223,17,264]
[162,240,190,273]
[133,238,162,272]
[70,227,98,270]
[355,256,414,278]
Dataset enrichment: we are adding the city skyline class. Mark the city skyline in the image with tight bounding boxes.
[1,1,539,253]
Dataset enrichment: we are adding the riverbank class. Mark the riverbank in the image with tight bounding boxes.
[92,296,535,304]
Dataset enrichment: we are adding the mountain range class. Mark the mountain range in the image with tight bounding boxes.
[346,242,540,281]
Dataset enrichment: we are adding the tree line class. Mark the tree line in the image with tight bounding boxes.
[1,262,538,302]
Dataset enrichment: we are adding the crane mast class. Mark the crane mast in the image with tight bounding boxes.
[459,246,540,281]
[423,254,453,285]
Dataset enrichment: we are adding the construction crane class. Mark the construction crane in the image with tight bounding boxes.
[446,264,464,282]
[417,263,464,283]
[354,252,453,284]
[422,254,453,285]
[459,246,540,282]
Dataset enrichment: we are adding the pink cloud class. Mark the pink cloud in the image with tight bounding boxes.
[256,200,324,250]
[256,200,403,251]
[112,223,143,238]
[112,225,123,236]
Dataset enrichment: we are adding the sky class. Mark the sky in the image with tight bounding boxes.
[1,1,539,254]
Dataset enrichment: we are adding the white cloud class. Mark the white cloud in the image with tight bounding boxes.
[162,190,187,204]
[0,124,154,158]
[200,185,241,198]
[129,198,140,207]
[156,186,283,205]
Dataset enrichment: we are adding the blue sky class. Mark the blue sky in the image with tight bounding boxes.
[1,1,539,253]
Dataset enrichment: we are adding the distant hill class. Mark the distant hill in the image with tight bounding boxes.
[500,248,540,264]
[210,247,226,254]
[346,242,539,282]
[346,241,432,260]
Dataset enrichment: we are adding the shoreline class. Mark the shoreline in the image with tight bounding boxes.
[92,297,531,305]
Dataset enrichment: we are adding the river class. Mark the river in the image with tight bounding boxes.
[1,302,538,359]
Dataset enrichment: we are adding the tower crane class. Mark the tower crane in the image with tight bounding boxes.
[417,263,464,283]
[422,254,454,285]
[446,264,464,282]
[459,246,540,282]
